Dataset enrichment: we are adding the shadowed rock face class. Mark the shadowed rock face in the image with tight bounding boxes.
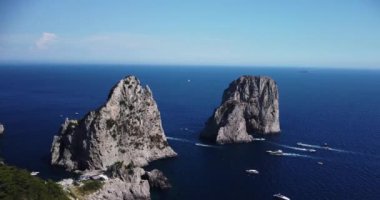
[51,75,177,171]
[146,169,171,190]
[200,75,280,144]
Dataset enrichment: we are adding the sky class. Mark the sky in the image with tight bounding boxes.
[0,0,379,68]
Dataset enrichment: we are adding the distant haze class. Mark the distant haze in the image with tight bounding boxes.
[0,0,379,68]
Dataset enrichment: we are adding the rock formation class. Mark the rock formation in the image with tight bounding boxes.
[87,166,150,200]
[58,163,171,200]
[200,75,280,144]
[51,75,177,171]
[145,169,171,189]
[0,123,4,134]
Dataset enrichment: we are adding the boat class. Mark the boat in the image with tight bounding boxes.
[30,171,39,176]
[317,161,324,165]
[323,146,332,150]
[308,149,317,152]
[273,193,290,200]
[267,150,284,156]
[92,174,109,181]
[245,169,259,174]
[253,138,266,141]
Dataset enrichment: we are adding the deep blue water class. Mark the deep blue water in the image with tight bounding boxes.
[0,64,379,200]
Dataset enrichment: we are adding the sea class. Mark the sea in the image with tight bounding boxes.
[0,64,379,200]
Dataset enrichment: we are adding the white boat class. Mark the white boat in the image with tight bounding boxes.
[92,174,109,181]
[253,138,266,141]
[30,171,39,176]
[245,169,259,174]
[273,193,290,200]
[296,142,305,146]
[317,161,324,165]
[308,149,317,152]
[267,150,284,156]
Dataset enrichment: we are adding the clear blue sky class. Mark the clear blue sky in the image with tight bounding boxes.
[0,0,379,68]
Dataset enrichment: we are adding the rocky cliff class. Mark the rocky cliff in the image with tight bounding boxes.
[51,75,177,171]
[200,75,280,144]
[86,166,150,200]
[58,163,171,200]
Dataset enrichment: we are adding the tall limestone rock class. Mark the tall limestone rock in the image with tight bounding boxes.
[51,75,177,171]
[200,75,280,144]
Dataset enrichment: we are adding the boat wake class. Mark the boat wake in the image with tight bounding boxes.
[281,152,311,158]
[279,144,316,152]
[167,137,220,149]
[267,141,316,153]
[296,142,348,153]
[296,142,380,160]
[179,127,195,133]
[166,136,193,144]
[195,143,220,148]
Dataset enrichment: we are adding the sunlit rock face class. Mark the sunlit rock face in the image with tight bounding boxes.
[51,75,177,171]
[200,75,280,144]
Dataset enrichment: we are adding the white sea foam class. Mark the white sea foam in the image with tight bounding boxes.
[297,142,323,149]
[195,143,220,148]
[167,137,220,149]
[281,153,311,158]
[297,142,348,153]
[179,127,195,133]
[296,142,380,160]
[166,136,193,144]
[280,144,316,152]
[267,141,316,152]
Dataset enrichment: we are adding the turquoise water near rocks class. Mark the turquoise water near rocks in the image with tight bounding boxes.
[0,65,379,199]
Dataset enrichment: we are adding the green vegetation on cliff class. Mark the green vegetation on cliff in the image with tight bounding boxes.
[77,180,104,196]
[0,164,69,200]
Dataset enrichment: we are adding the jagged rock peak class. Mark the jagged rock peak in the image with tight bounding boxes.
[51,75,177,171]
[200,75,280,144]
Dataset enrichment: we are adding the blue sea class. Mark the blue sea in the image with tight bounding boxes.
[0,64,379,200]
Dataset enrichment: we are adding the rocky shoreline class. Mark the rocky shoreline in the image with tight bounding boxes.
[58,163,171,200]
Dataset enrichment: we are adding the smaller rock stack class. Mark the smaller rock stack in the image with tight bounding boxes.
[200,75,280,144]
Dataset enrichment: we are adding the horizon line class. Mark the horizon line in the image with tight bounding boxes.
[0,61,379,70]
